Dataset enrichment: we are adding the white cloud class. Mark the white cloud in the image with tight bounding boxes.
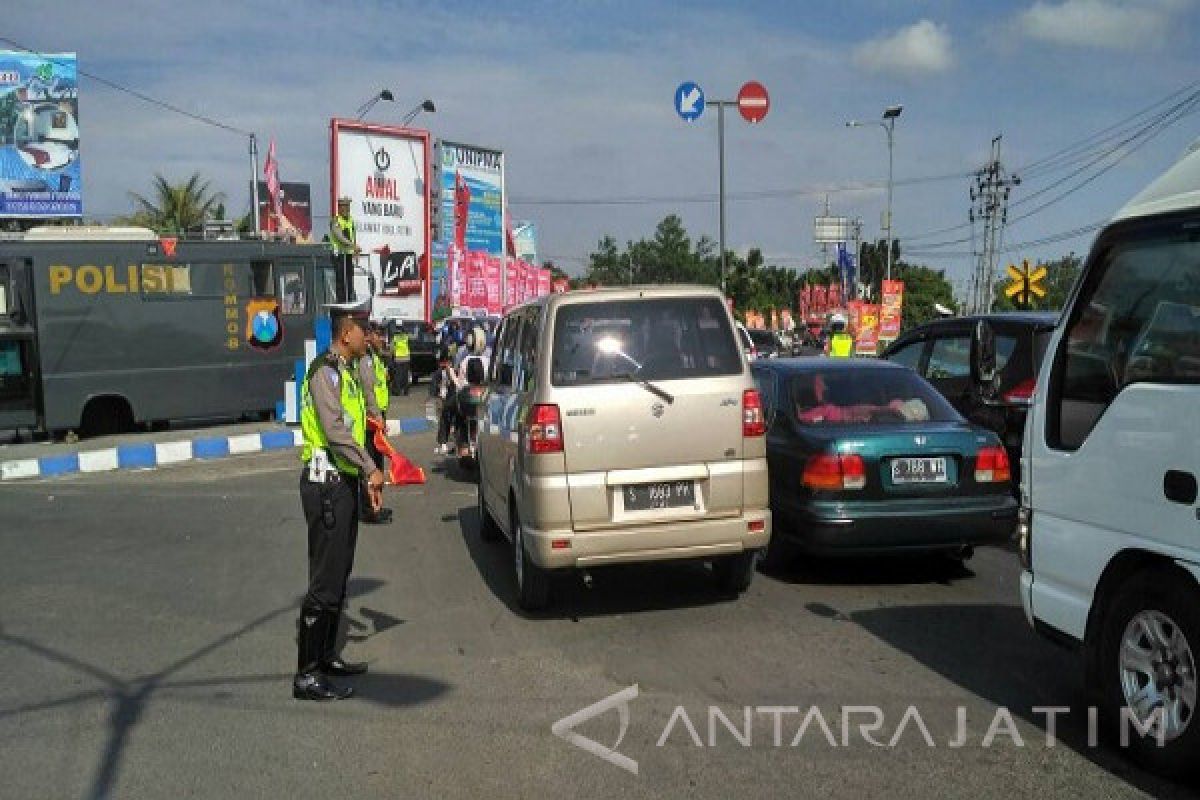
[853,20,954,76]
[1017,0,1185,50]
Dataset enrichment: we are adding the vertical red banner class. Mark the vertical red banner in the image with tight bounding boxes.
[505,260,519,309]
[485,256,503,315]
[880,280,904,341]
[536,268,552,298]
[856,303,881,356]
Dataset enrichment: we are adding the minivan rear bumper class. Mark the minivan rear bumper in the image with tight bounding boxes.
[523,510,771,569]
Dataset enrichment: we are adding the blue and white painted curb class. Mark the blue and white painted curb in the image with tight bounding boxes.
[0,417,432,482]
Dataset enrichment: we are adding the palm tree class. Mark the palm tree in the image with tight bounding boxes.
[127,172,225,233]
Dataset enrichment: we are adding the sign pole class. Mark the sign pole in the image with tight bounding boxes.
[718,101,726,295]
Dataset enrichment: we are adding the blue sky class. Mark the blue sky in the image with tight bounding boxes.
[9,0,1200,295]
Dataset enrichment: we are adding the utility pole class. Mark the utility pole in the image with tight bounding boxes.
[969,136,1019,314]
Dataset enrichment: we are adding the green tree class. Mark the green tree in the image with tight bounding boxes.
[126,172,225,234]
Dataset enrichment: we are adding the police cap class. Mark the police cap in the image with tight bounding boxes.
[324,299,371,327]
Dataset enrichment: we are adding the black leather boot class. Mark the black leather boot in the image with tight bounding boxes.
[293,608,354,700]
[320,609,368,676]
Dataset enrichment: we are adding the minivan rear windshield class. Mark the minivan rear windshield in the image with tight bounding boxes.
[551,297,743,386]
[791,367,960,425]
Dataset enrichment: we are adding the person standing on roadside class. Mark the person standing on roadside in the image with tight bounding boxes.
[294,300,383,702]
[390,323,411,396]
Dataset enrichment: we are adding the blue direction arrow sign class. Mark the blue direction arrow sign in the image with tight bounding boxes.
[674,81,705,121]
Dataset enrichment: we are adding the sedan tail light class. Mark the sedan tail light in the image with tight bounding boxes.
[1002,378,1036,407]
[526,404,563,454]
[802,453,867,491]
[743,389,766,437]
[974,446,1011,483]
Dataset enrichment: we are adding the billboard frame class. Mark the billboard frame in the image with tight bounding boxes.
[329,118,432,322]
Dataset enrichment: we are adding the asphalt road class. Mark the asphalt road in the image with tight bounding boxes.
[0,421,1195,799]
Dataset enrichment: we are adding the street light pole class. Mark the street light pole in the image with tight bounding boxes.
[883,106,902,283]
[846,104,903,291]
[400,99,437,127]
[249,133,260,234]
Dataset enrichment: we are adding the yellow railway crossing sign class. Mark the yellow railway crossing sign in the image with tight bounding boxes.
[1005,259,1047,307]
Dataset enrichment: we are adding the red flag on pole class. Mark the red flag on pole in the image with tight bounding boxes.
[263,139,282,232]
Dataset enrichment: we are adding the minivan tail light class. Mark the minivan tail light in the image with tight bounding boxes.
[975,446,1011,483]
[802,453,866,491]
[743,389,766,437]
[1002,378,1036,407]
[526,404,563,454]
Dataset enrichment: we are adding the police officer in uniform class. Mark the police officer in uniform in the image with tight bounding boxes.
[357,321,393,525]
[329,196,359,302]
[390,323,411,396]
[294,300,384,701]
[827,313,855,358]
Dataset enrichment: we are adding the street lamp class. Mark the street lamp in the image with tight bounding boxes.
[847,103,903,285]
[355,89,395,120]
[400,99,436,127]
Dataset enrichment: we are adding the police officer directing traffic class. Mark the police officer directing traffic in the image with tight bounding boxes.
[329,196,359,302]
[357,321,394,525]
[294,300,384,701]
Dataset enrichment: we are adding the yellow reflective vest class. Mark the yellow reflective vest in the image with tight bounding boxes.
[300,354,367,476]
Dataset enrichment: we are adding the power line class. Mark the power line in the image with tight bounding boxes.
[509,171,973,207]
[0,35,253,137]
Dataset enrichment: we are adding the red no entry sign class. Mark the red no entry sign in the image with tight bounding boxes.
[737,81,770,123]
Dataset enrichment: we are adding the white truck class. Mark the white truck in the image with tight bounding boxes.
[1008,138,1200,777]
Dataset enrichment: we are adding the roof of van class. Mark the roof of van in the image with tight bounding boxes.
[1114,136,1200,222]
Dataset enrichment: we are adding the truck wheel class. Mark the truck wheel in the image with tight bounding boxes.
[1098,567,1200,778]
[513,508,551,611]
[713,551,757,594]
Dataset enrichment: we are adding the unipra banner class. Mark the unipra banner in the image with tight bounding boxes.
[331,120,430,321]
[0,51,81,218]
[880,280,905,340]
[437,140,504,256]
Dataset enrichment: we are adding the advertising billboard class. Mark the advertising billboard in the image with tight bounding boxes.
[437,140,504,256]
[0,52,81,218]
[256,181,313,241]
[330,119,430,321]
[512,220,538,264]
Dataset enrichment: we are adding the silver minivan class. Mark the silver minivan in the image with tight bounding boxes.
[477,286,772,610]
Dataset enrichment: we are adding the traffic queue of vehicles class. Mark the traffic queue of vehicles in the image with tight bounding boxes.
[472,140,1200,778]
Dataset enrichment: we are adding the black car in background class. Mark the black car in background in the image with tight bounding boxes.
[747,328,785,358]
[879,312,1059,465]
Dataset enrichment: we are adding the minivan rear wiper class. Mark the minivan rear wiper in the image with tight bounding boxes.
[615,371,675,405]
[594,337,674,404]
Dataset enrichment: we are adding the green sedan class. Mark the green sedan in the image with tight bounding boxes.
[751,358,1018,567]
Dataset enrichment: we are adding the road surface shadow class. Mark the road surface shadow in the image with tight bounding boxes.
[457,505,741,619]
[429,460,480,485]
[761,551,976,587]
[347,671,452,708]
[846,602,1197,797]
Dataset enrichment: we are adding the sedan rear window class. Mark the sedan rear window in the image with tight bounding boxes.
[551,297,742,386]
[790,368,960,425]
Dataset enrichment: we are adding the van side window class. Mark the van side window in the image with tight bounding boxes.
[515,310,540,393]
[1051,221,1200,450]
[496,316,521,389]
